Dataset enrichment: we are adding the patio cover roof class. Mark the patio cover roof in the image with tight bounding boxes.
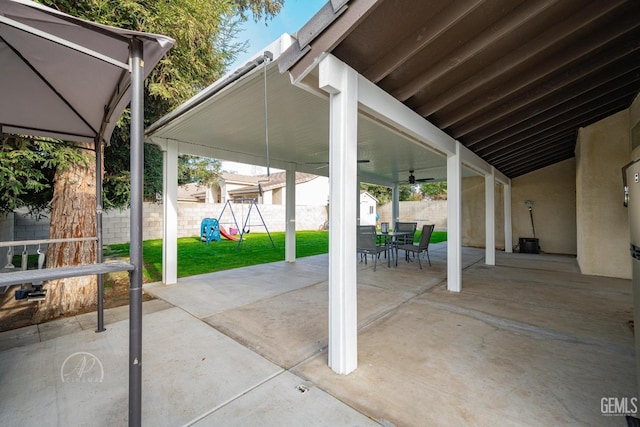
[146,35,476,186]
[1,0,173,145]
[282,0,640,178]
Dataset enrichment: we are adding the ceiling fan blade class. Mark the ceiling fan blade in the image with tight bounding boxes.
[415,178,434,182]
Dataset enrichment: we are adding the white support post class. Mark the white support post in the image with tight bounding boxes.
[319,54,358,375]
[485,167,496,266]
[285,163,296,263]
[447,142,462,292]
[392,183,400,226]
[356,180,361,225]
[504,182,513,253]
[162,143,178,285]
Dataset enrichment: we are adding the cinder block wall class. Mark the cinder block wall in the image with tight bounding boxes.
[8,202,329,246]
[13,210,49,242]
[377,200,448,231]
[101,202,328,244]
[0,213,14,264]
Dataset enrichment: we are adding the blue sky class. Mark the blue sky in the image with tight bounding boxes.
[223,0,326,174]
[228,0,326,72]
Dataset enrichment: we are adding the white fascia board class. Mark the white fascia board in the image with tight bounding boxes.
[150,138,297,174]
[458,140,510,184]
[494,169,510,185]
[357,72,455,156]
[459,143,491,175]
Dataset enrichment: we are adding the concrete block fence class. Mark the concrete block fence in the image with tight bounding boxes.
[2,200,447,247]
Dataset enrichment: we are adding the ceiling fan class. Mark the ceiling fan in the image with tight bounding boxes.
[395,170,434,184]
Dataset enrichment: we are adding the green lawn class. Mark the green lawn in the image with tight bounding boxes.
[103,230,447,283]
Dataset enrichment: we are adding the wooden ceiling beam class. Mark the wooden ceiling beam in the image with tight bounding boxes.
[362,0,485,83]
[392,0,562,101]
[489,134,575,165]
[465,77,640,148]
[502,150,575,177]
[491,141,575,169]
[416,0,631,117]
[470,95,633,153]
[445,30,640,134]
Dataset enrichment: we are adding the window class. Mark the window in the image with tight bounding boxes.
[369,206,374,214]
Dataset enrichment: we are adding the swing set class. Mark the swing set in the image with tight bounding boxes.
[200,52,277,251]
[217,198,275,250]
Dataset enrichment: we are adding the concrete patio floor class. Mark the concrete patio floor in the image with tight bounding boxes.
[0,242,635,426]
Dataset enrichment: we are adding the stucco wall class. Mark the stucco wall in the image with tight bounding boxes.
[511,159,576,255]
[461,176,505,250]
[631,92,640,161]
[281,176,330,206]
[576,110,630,278]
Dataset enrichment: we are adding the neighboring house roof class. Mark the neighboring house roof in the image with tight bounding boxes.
[219,172,261,185]
[227,171,319,196]
[177,183,207,202]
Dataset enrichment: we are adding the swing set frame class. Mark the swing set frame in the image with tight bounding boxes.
[217,198,275,250]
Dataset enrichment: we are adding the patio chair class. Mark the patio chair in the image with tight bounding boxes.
[397,224,435,269]
[394,222,417,244]
[394,221,417,261]
[357,225,386,271]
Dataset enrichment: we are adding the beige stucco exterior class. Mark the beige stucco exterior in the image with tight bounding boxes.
[576,110,631,279]
[510,159,577,255]
[461,176,505,250]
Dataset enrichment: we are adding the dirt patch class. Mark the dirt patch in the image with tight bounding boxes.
[0,269,154,332]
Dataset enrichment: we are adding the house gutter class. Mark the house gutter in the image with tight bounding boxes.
[145,52,272,137]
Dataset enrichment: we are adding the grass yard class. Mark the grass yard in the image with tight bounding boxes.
[103,229,447,284]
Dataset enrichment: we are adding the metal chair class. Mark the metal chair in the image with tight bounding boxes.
[397,224,435,269]
[394,222,417,244]
[394,221,417,261]
[357,225,386,271]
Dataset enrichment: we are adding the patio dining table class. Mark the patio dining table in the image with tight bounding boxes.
[376,231,412,267]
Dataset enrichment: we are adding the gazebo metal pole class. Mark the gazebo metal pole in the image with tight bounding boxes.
[129,37,144,427]
[95,138,105,332]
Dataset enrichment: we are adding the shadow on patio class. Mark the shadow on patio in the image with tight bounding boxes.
[0,243,634,426]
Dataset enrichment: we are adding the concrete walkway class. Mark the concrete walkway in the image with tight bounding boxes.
[0,243,635,426]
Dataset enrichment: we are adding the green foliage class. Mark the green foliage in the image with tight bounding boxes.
[7,0,284,212]
[420,182,447,200]
[234,0,284,22]
[360,183,392,205]
[0,137,87,215]
[178,155,222,186]
[399,184,422,201]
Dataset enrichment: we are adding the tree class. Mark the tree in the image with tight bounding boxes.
[178,155,221,186]
[399,184,422,201]
[420,182,447,200]
[17,0,284,322]
[360,183,392,205]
